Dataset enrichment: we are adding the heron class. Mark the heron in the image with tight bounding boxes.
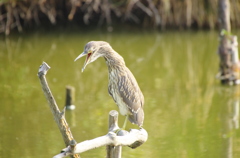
[74,41,144,128]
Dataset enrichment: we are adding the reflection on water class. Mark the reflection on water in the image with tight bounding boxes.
[0,30,240,158]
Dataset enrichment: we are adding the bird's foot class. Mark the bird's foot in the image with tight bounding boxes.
[114,128,125,135]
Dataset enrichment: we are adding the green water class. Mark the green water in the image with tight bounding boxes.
[1,29,240,158]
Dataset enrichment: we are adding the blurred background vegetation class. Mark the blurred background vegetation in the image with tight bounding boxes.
[0,0,240,35]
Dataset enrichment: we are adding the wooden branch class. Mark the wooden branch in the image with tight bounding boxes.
[53,128,148,158]
[53,110,148,158]
[38,62,80,158]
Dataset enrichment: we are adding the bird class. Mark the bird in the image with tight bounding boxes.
[74,41,144,128]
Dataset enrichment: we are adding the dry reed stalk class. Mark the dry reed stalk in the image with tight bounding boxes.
[0,0,240,34]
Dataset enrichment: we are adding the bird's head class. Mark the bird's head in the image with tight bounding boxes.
[74,41,110,72]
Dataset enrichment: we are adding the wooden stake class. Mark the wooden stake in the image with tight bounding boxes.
[65,85,76,110]
[107,110,122,158]
[217,0,239,85]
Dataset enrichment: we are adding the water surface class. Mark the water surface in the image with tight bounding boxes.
[0,29,240,158]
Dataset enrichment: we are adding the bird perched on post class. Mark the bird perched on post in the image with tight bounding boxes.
[74,41,144,128]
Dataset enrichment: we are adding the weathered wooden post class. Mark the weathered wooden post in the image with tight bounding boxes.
[107,110,119,158]
[106,110,128,158]
[38,62,80,158]
[217,0,240,85]
[218,0,231,32]
[65,85,76,110]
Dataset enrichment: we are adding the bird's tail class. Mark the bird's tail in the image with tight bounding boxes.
[128,108,144,127]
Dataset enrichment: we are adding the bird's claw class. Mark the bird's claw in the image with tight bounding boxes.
[114,128,123,134]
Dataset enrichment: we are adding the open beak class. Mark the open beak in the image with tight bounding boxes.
[74,51,92,72]
[74,51,87,62]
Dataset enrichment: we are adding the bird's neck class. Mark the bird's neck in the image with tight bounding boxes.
[104,50,126,69]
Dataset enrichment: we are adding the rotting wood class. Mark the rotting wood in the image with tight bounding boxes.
[38,62,80,158]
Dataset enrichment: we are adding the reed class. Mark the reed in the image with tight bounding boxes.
[0,0,239,34]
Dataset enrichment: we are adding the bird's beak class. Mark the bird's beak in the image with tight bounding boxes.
[74,51,92,72]
[74,51,87,62]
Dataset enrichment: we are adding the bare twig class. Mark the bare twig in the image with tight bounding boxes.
[68,0,81,21]
[5,4,12,35]
[13,8,22,32]
[147,0,161,26]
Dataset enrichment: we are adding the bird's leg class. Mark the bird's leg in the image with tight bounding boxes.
[114,115,128,134]
[122,115,128,129]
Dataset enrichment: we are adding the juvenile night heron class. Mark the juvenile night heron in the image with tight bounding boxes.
[75,41,144,128]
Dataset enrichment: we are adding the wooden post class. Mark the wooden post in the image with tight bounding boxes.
[106,110,124,158]
[38,62,80,158]
[106,110,130,158]
[65,85,76,110]
[217,0,240,85]
[218,0,231,32]
[217,0,231,84]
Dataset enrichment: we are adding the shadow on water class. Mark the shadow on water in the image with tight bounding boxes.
[0,29,240,158]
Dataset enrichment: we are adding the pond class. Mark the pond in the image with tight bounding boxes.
[0,28,240,158]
